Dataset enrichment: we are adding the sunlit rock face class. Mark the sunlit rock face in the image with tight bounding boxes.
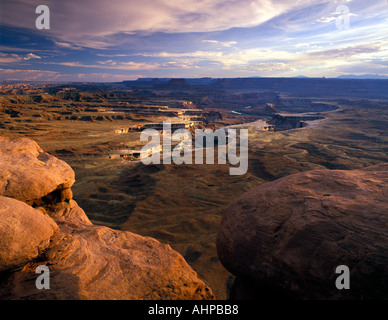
[0,136,215,300]
[0,136,75,205]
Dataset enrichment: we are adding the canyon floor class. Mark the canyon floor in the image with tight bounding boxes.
[1,83,387,299]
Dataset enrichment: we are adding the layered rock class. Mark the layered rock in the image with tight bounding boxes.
[217,163,388,299]
[0,136,214,300]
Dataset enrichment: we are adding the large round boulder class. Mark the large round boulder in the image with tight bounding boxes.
[217,163,388,299]
[0,136,75,204]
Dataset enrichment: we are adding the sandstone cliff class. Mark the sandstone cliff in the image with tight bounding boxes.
[0,136,214,300]
[217,163,388,299]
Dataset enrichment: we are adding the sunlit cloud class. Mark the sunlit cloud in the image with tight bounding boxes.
[23,53,41,60]
[0,68,140,81]
[54,41,84,51]
[0,52,42,63]
[0,68,61,81]
[202,40,238,47]
[51,61,160,71]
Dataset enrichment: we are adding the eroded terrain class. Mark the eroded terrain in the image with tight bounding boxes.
[1,80,387,298]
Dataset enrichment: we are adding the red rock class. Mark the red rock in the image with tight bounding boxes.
[0,136,214,300]
[217,163,388,299]
[0,136,75,204]
[0,196,58,271]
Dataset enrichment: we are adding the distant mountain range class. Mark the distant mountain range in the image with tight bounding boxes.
[121,76,388,100]
[334,74,388,80]
[293,74,388,79]
[132,74,388,83]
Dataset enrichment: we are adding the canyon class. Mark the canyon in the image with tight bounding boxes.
[1,78,387,299]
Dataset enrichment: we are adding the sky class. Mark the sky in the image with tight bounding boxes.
[0,0,388,82]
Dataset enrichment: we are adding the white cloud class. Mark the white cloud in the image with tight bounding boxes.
[202,40,238,47]
[317,17,337,23]
[23,53,42,60]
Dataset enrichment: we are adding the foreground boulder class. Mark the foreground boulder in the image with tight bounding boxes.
[217,163,388,299]
[0,136,75,205]
[0,197,214,300]
[0,196,58,271]
[0,136,214,300]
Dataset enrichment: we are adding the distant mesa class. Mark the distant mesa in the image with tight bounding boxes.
[118,77,388,99]
[217,163,388,299]
[167,78,190,85]
[159,78,191,90]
